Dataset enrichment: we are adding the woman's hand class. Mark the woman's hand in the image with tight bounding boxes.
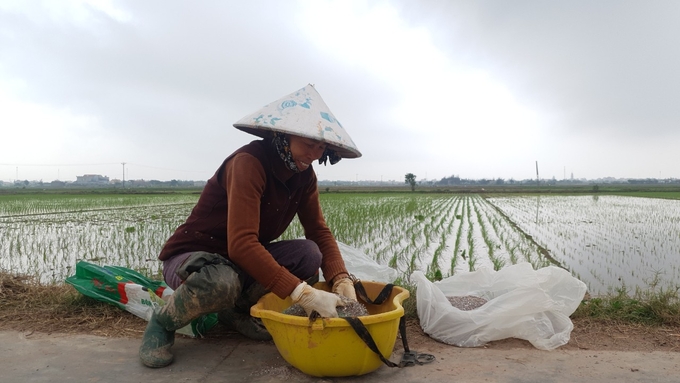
[332,277,357,301]
[290,282,345,317]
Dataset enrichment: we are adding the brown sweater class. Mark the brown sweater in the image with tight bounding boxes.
[159,139,348,298]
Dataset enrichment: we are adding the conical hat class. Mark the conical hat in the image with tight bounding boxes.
[233,84,361,158]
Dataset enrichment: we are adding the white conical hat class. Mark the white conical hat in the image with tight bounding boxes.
[233,84,361,158]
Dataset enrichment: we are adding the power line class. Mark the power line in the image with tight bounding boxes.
[127,163,207,174]
[0,163,120,167]
[0,162,207,174]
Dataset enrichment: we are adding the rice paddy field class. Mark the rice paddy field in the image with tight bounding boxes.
[0,193,198,283]
[1,191,679,295]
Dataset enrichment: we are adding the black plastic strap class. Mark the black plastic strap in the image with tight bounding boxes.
[345,280,436,368]
[343,317,400,368]
[353,278,393,305]
[399,314,410,353]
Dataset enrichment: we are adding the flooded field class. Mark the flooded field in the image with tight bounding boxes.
[1,192,678,295]
[487,195,680,294]
[282,194,552,282]
[0,194,197,283]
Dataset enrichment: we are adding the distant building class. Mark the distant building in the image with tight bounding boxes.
[75,174,110,185]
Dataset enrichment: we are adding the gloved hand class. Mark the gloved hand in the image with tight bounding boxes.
[290,282,345,318]
[332,277,357,301]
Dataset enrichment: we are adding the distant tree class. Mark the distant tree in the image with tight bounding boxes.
[405,173,417,191]
[437,174,461,185]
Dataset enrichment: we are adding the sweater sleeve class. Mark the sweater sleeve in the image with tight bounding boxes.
[296,170,349,284]
[225,153,301,298]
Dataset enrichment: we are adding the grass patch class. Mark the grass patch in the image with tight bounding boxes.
[395,281,418,320]
[0,270,145,337]
[0,271,680,350]
[3,269,679,340]
[573,283,680,326]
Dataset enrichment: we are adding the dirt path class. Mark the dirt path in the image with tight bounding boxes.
[3,326,680,383]
[403,318,680,353]
[3,311,678,353]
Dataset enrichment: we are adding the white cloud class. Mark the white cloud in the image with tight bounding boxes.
[297,0,544,177]
[0,0,132,25]
[1,0,679,182]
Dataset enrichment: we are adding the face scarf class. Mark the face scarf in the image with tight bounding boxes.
[272,133,300,172]
[273,132,342,172]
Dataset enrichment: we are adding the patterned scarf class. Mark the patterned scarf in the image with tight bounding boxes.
[272,133,300,172]
[272,132,342,172]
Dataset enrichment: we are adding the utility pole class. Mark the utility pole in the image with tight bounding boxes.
[535,161,540,187]
[121,162,126,188]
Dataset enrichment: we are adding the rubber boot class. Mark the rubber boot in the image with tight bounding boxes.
[140,263,242,368]
[218,283,272,341]
[216,274,319,340]
[138,310,176,368]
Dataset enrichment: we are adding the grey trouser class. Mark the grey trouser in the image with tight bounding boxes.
[162,239,323,300]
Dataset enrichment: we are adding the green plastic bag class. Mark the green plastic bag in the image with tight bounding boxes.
[65,260,217,338]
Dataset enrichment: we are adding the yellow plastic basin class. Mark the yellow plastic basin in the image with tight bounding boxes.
[250,281,409,377]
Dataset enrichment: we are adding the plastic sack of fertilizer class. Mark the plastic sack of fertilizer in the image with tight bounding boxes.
[412,263,587,350]
[65,261,217,338]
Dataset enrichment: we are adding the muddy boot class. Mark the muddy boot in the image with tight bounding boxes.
[216,274,319,340]
[139,310,177,368]
[218,283,272,341]
[218,308,272,341]
[140,262,242,368]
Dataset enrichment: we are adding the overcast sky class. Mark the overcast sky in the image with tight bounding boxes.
[1,0,679,183]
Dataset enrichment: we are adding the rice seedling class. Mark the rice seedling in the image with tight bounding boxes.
[0,194,197,283]
[487,195,680,294]
[8,191,671,295]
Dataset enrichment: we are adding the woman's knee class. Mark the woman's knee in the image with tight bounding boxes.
[295,240,322,278]
[183,263,242,311]
[268,239,322,279]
